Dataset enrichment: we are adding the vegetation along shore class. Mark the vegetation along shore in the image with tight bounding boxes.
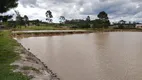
[0,31,60,80]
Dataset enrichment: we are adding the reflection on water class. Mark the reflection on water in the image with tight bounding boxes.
[15,32,142,80]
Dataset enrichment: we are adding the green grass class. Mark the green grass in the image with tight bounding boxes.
[0,31,29,80]
[12,25,92,31]
[13,26,68,30]
[21,66,40,73]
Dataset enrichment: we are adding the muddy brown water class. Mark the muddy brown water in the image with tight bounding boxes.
[15,32,142,80]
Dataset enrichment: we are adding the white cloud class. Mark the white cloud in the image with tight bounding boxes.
[6,0,142,23]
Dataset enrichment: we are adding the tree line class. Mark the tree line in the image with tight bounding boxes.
[65,11,110,28]
[0,0,138,29]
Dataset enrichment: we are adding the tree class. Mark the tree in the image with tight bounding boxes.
[97,11,110,28]
[0,0,18,22]
[33,19,40,26]
[118,20,126,29]
[86,16,90,22]
[23,15,29,27]
[45,10,53,23]
[97,11,108,21]
[119,20,126,24]
[0,0,18,13]
[15,11,24,26]
[0,15,13,22]
[59,16,66,24]
[92,19,104,28]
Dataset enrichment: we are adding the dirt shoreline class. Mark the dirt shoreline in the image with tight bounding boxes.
[12,29,142,37]
[11,42,60,80]
[12,30,92,37]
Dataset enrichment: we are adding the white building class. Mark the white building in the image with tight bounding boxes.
[136,24,142,28]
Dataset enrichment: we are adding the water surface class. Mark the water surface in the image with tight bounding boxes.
[15,32,142,80]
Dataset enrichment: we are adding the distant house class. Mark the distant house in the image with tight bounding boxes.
[136,24,142,28]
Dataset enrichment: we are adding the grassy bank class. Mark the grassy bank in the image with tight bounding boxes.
[0,31,29,80]
[11,25,142,31]
[12,26,91,31]
[12,26,69,31]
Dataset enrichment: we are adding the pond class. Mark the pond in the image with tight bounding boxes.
[15,32,142,80]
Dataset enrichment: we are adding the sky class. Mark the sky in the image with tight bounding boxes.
[6,0,142,23]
